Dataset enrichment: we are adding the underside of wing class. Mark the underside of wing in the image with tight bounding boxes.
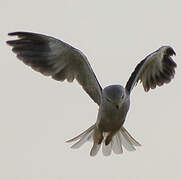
[125,46,177,94]
[7,31,102,105]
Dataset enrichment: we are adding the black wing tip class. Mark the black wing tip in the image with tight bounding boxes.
[166,46,176,56]
[7,31,46,46]
[6,40,12,45]
[8,32,17,36]
[170,56,177,68]
[7,32,23,45]
[8,31,40,38]
[8,31,26,36]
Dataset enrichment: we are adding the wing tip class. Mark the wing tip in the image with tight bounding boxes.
[8,32,16,36]
[7,31,39,38]
[8,31,25,36]
[6,40,12,46]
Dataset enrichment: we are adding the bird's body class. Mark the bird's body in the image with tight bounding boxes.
[92,85,130,154]
[97,85,129,133]
[7,32,177,156]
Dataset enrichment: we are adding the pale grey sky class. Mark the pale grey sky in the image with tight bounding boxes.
[1,0,181,180]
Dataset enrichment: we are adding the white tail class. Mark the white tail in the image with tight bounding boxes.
[66,124,141,156]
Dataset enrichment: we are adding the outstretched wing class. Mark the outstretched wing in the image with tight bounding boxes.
[125,46,177,94]
[7,32,102,105]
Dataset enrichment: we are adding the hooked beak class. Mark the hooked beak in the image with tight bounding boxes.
[115,102,122,110]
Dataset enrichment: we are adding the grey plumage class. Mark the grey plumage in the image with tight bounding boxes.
[7,32,102,105]
[125,46,176,93]
[7,32,177,156]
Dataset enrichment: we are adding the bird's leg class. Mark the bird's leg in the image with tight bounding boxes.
[105,132,115,145]
[93,128,103,144]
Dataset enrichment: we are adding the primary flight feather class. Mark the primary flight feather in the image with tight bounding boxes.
[7,32,177,156]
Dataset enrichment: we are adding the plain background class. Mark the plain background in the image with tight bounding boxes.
[1,0,181,180]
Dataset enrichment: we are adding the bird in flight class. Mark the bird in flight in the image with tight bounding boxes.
[7,32,177,156]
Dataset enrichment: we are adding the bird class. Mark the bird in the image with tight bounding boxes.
[7,31,177,156]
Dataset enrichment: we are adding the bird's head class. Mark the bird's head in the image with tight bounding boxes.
[102,85,126,109]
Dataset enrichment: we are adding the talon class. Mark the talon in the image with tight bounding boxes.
[94,129,103,144]
[98,136,103,144]
[105,133,114,145]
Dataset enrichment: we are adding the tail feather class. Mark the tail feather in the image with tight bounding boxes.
[121,127,141,146]
[71,130,93,149]
[111,134,123,154]
[66,124,95,143]
[90,143,101,156]
[66,125,141,156]
[102,140,112,156]
[119,131,136,151]
[87,131,94,142]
